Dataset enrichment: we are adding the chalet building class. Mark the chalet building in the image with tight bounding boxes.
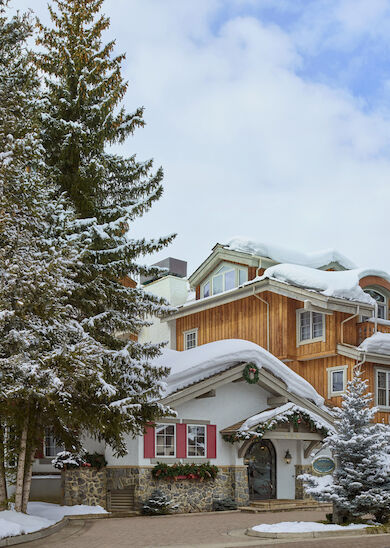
[30,239,390,511]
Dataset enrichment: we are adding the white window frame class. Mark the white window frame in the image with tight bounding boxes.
[201,262,248,298]
[296,309,325,346]
[327,365,348,398]
[364,288,388,320]
[155,423,176,458]
[43,428,64,458]
[183,328,198,350]
[375,368,390,410]
[186,424,207,458]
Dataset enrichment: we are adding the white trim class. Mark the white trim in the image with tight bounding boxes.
[375,367,390,410]
[364,288,388,320]
[296,309,325,346]
[186,424,207,458]
[155,423,176,458]
[43,428,64,458]
[201,262,248,299]
[183,328,198,350]
[327,365,348,398]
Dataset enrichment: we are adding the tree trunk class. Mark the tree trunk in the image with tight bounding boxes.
[0,426,8,510]
[14,415,29,512]
[21,448,35,513]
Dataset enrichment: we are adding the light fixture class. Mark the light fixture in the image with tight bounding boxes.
[284,450,292,464]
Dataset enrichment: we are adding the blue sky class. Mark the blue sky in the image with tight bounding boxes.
[9,0,390,273]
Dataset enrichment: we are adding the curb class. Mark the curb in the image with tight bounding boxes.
[245,525,377,539]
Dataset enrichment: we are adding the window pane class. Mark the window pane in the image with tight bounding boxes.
[216,265,230,273]
[312,313,324,338]
[187,425,205,457]
[185,331,197,349]
[332,371,344,392]
[378,304,386,319]
[203,282,210,298]
[239,269,248,285]
[212,274,223,295]
[378,388,386,406]
[300,311,311,341]
[156,424,175,456]
[378,372,386,389]
[224,270,235,291]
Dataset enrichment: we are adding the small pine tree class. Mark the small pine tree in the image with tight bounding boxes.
[142,490,178,515]
[35,0,176,448]
[301,369,390,523]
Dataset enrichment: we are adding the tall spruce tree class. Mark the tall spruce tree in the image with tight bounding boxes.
[300,369,390,523]
[36,1,175,445]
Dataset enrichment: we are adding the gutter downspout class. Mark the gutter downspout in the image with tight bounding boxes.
[353,350,366,374]
[253,285,270,352]
[340,306,360,348]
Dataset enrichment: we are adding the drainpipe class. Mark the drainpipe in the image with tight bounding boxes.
[353,350,367,375]
[340,306,360,348]
[373,302,378,335]
[253,287,270,351]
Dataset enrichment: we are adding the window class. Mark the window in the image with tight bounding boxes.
[201,263,248,298]
[297,310,325,344]
[155,424,176,457]
[365,289,387,320]
[187,425,206,457]
[327,366,347,397]
[184,329,198,350]
[376,369,390,408]
[44,428,64,458]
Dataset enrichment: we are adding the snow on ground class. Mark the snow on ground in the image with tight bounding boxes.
[227,238,357,269]
[0,502,107,540]
[252,521,368,533]
[259,264,390,305]
[154,339,325,407]
[359,332,390,355]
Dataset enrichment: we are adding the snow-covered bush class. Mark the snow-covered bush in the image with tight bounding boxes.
[300,370,390,523]
[142,490,178,515]
[52,451,86,470]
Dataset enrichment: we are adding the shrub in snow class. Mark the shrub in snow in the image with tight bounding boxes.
[212,498,237,511]
[142,490,178,515]
[300,369,390,523]
[52,452,85,470]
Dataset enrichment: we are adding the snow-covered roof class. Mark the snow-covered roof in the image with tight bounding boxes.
[227,237,357,269]
[153,339,324,407]
[239,402,334,433]
[358,332,390,355]
[258,264,390,305]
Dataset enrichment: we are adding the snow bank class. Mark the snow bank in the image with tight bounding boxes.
[252,521,368,533]
[227,237,357,269]
[260,264,390,305]
[359,332,390,355]
[154,339,325,407]
[239,402,334,433]
[0,502,107,540]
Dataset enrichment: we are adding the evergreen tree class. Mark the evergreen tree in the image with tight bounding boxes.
[36,0,175,443]
[301,369,390,523]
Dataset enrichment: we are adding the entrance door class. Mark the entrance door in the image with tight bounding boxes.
[244,439,276,500]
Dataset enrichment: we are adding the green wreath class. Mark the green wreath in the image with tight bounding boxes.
[243,363,259,384]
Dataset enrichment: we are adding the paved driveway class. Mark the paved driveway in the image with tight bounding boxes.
[26,509,390,548]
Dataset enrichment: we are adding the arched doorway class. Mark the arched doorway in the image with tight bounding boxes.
[244,439,276,500]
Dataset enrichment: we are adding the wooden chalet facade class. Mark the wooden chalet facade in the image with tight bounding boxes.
[164,243,390,421]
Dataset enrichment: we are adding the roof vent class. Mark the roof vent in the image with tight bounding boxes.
[141,257,187,285]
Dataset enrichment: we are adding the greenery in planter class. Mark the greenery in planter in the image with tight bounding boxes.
[84,452,107,470]
[212,497,237,511]
[152,462,218,480]
[142,490,178,515]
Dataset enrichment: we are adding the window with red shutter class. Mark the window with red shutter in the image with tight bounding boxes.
[143,425,155,458]
[206,424,217,458]
[176,423,187,458]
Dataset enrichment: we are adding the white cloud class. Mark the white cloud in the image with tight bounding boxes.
[8,0,390,273]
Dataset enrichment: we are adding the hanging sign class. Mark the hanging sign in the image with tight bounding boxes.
[312,456,335,475]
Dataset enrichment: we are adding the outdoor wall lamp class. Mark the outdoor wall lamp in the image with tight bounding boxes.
[284,450,292,464]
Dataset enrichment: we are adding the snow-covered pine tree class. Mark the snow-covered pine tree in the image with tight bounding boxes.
[35,0,176,441]
[0,1,171,512]
[300,368,390,523]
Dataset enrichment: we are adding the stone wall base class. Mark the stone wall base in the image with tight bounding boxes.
[63,466,249,513]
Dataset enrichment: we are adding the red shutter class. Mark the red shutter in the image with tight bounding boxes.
[207,424,217,459]
[144,425,155,458]
[35,440,44,459]
[176,423,187,458]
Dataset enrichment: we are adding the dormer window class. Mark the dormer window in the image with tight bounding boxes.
[201,263,248,298]
[365,289,387,320]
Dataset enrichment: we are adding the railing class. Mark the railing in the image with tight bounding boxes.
[357,320,390,346]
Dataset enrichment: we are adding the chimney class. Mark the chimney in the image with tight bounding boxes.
[141,257,187,285]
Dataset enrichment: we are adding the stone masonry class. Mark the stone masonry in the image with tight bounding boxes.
[64,465,249,512]
[295,464,321,499]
